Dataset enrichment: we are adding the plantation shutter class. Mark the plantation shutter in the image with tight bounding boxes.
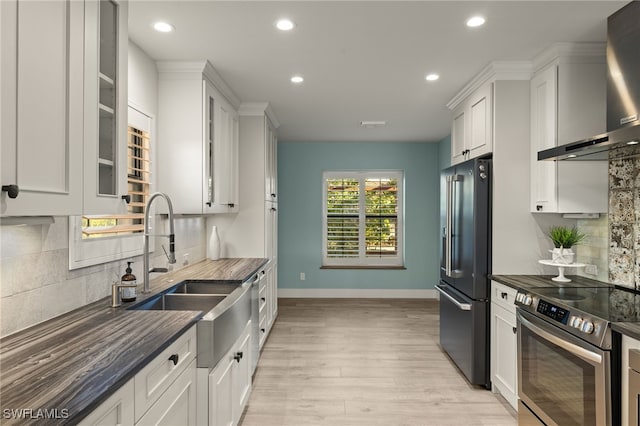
[323,171,403,267]
[82,126,151,237]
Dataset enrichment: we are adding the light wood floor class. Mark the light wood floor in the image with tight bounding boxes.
[240,298,517,426]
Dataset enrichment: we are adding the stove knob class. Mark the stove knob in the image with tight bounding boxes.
[581,321,595,334]
[523,295,533,306]
[515,293,523,303]
[572,317,583,329]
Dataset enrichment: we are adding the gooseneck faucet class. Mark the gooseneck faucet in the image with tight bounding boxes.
[143,192,176,293]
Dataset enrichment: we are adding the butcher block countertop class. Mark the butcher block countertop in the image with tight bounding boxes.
[0,258,268,425]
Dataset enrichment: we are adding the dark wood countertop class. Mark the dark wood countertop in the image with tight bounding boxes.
[0,258,268,425]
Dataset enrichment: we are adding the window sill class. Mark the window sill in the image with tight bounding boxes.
[320,265,406,270]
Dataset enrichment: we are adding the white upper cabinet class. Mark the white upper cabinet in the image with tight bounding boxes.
[157,61,240,215]
[1,0,84,216]
[450,81,493,165]
[529,43,608,214]
[83,0,129,215]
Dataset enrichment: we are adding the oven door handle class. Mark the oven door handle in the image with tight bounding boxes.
[519,311,602,365]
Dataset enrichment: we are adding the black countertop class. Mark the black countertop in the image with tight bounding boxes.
[0,258,268,425]
[491,274,640,341]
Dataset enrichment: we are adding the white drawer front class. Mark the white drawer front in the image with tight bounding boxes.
[134,325,197,422]
[491,281,517,314]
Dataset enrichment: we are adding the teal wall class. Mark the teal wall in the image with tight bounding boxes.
[438,135,451,171]
[277,142,440,290]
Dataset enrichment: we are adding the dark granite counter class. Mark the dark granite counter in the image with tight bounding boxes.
[491,274,640,342]
[0,258,268,425]
[490,274,612,292]
[613,323,640,341]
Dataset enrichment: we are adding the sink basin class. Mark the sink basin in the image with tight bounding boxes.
[129,293,226,312]
[171,281,241,295]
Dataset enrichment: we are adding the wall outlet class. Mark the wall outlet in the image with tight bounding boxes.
[584,264,598,275]
[300,272,306,281]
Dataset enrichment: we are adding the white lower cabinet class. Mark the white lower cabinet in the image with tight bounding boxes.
[490,281,518,410]
[80,326,197,426]
[79,379,135,426]
[136,359,197,426]
[208,320,252,426]
[622,335,640,426]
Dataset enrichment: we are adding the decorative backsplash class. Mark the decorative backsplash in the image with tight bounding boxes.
[608,147,640,288]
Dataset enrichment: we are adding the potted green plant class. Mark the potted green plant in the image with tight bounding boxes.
[547,226,586,264]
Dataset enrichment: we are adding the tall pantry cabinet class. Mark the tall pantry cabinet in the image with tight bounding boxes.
[211,103,279,343]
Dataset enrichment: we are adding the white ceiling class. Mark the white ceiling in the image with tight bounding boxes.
[128,1,627,143]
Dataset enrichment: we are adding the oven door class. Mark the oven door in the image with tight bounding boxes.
[517,309,610,426]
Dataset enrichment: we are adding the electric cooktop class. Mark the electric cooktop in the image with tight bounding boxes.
[515,284,640,349]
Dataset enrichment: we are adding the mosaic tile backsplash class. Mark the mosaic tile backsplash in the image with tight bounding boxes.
[608,148,640,288]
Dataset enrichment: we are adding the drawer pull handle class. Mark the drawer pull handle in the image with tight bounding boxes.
[234,352,243,363]
[501,292,508,300]
[2,184,19,199]
[168,354,179,365]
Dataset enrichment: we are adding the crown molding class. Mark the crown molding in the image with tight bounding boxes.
[447,61,533,110]
[156,60,241,110]
[532,42,606,72]
[238,102,280,129]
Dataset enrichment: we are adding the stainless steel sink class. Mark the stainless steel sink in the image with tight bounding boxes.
[171,280,241,295]
[129,293,226,311]
[127,275,258,370]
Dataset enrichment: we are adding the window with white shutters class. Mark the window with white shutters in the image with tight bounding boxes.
[323,171,404,267]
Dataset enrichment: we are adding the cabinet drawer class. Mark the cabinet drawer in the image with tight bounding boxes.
[134,326,197,422]
[491,281,517,314]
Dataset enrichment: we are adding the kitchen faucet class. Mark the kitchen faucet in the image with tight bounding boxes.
[143,192,176,293]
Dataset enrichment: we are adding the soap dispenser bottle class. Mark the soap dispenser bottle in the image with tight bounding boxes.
[121,262,137,302]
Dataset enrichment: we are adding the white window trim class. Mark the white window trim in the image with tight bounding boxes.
[322,170,404,267]
[68,105,154,270]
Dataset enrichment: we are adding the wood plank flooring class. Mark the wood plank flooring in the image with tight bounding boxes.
[240,298,517,426]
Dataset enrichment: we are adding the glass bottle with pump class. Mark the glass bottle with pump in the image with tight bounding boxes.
[121,261,137,302]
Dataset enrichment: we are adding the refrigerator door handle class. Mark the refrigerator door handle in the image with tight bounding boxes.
[445,175,464,278]
[436,284,471,311]
[445,176,453,277]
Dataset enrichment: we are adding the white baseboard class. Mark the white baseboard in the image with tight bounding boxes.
[277,288,438,299]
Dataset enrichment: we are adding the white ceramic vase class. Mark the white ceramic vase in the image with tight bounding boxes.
[208,225,221,260]
[551,247,574,264]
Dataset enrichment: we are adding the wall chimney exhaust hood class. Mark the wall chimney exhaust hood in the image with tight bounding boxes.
[539,1,640,161]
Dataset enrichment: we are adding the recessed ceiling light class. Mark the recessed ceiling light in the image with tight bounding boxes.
[290,75,304,84]
[627,140,640,145]
[567,154,577,158]
[425,73,440,81]
[153,22,174,33]
[276,19,295,31]
[466,16,486,28]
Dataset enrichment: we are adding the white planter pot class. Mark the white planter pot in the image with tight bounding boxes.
[551,247,574,264]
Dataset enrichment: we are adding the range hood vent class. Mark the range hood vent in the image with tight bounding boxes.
[540,1,640,161]
[538,123,640,160]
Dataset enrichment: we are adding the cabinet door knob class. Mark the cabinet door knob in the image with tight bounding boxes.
[227,203,235,208]
[2,184,19,199]
[233,352,243,363]
[512,327,517,334]
[271,193,276,198]
[168,354,179,365]
[261,297,266,302]
[536,205,543,211]
[501,292,507,300]
[206,201,212,207]
[271,207,277,212]
[261,328,265,333]
[121,194,131,204]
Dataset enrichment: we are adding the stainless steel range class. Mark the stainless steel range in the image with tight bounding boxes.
[514,285,638,426]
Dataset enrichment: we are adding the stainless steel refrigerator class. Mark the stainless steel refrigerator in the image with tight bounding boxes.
[436,157,491,388]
